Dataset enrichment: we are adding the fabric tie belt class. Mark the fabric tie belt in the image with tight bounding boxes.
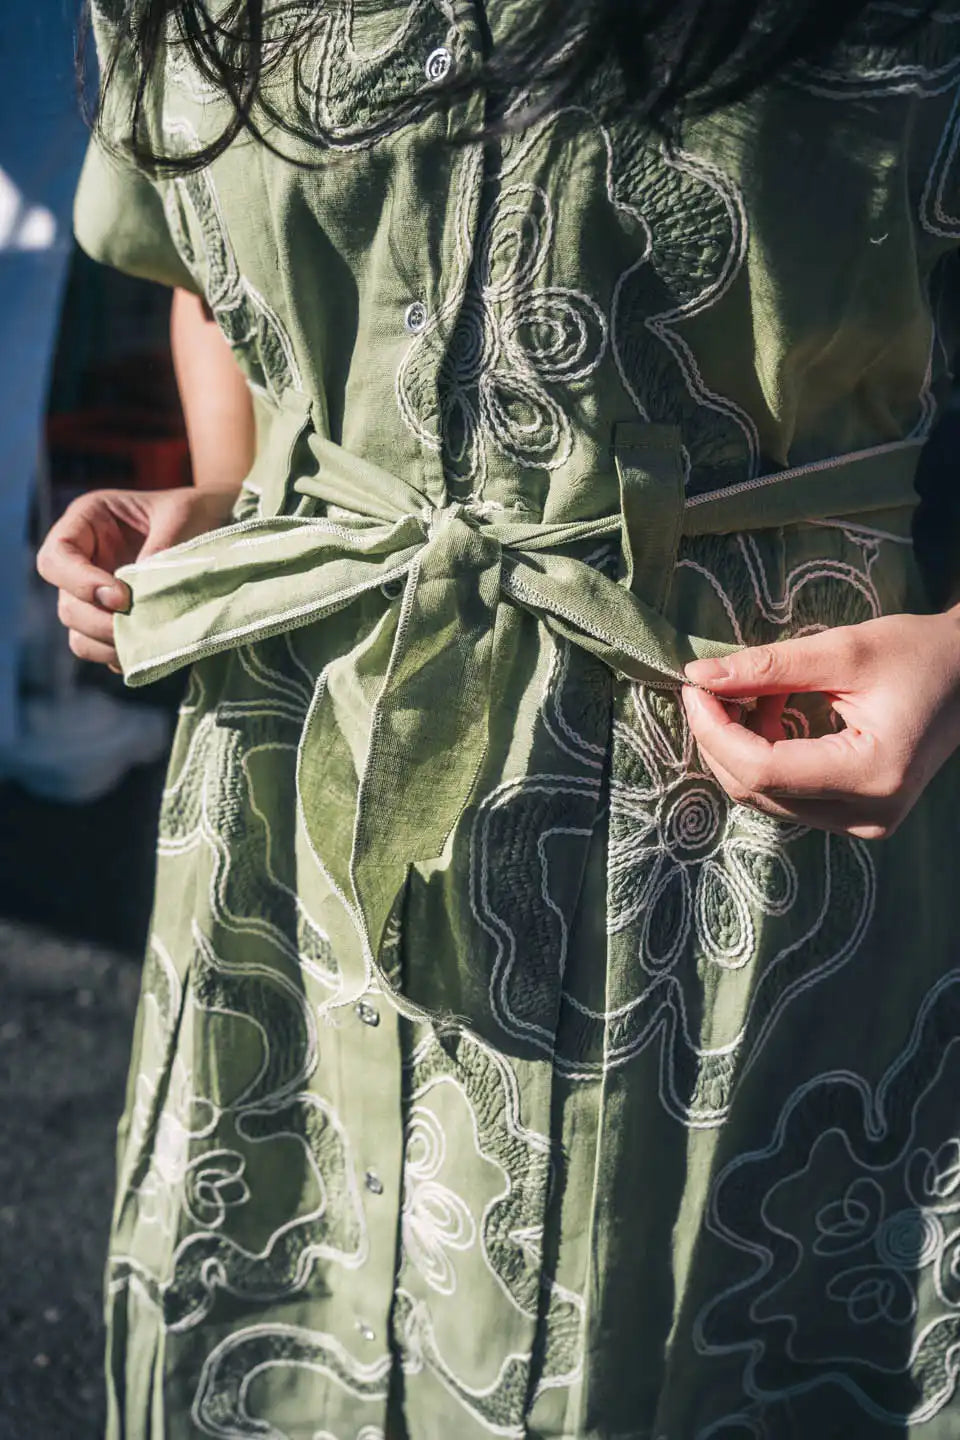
[115,394,923,989]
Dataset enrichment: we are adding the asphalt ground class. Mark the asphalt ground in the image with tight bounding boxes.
[0,674,175,1439]
[0,921,140,1440]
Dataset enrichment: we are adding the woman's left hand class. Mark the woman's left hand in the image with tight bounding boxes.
[681,610,960,839]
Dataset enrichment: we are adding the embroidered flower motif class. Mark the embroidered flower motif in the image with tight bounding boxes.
[813,1178,945,1326]
[609,687,800,970]
[472,635,875,1126]
[401,1107,476,1296]
[184,1150,252,1229]
[399,178,608,491]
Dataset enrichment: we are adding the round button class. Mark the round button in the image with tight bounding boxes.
[424,46,453,84]
[355,1000,380,1027]
[364,1170,384,1196]
[355,1320,376,1342]
[380,577,405,601]
[404,300,428,335]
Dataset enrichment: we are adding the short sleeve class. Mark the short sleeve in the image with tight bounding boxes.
[73,5,199,292]
[74,139,199,291]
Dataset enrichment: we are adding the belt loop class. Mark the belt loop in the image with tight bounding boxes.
[246,389,316,519]
[613,422,685,614]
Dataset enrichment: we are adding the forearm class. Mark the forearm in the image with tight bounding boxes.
[170,289,256,494]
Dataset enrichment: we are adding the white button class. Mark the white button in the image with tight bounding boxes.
[404,300,428,335]
[365,1170,384,1195]
[356,1320,376,1342]
[424,46,452,84]
[355,1000,380,1027]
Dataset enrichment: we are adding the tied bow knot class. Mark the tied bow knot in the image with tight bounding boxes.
[419,498,508,538]
[113,400,923,1007]
[114,434,726,993]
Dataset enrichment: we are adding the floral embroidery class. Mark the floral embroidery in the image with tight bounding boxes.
[133,1058,218,1237]
[605,126,759,491]
[608,688,799,969]
[399,169,608,492]
[472,658,874,1127]
[401,1107,476,1295]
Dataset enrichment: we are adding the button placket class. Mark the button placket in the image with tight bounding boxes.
[336,985,401,1385]
[414,13,485,502]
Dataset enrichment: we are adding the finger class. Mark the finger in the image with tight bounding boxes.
[684,628,866,698]
[694,732,892,837]
[67,630,119,667]
[37,530,129,611]
[748,693,789,744]
[694,742,803,822]
[57,592,116,646]
[681,685,878,800]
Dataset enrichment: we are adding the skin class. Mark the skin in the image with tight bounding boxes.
[682,612,960,839]
[37,291,960,838]
[37,290,254,670]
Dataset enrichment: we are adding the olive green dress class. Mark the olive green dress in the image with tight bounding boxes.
[78,2,960,1435]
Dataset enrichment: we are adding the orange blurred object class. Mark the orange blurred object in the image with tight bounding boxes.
[46,408,191,492]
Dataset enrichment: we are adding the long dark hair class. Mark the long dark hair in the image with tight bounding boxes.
[87,0,936,173]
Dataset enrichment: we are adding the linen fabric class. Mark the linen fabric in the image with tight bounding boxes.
[78,2,960,1435]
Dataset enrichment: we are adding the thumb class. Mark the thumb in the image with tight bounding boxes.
[684,629,855,697]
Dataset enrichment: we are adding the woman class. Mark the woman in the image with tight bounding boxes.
[38,1,960,1434]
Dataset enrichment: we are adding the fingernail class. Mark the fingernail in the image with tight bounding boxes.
[95,585,124,611]
[685,658,730,684]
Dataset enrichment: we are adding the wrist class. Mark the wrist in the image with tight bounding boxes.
[936,603,960,737]
[192,479,243,518]
[192,475,244,500]
[940,600,960,651]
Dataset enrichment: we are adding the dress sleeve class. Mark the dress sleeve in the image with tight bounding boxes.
[73,7,199,293]
[74,140,199,292]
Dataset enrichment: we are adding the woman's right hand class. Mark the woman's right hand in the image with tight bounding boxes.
[37,484,239,670]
